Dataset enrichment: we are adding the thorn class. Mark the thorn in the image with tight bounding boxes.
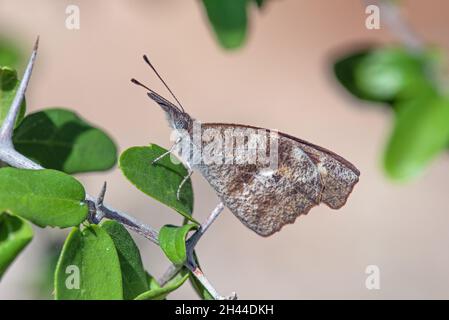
[0,37,39,144]
[85,200,100,224]
[33,36,40,51]
[97,182,107,206]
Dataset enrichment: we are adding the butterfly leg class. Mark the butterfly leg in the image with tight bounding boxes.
[151,137,181,165]
[176,166,193,200]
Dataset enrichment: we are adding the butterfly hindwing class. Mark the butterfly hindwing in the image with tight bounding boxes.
[188,123,359,237]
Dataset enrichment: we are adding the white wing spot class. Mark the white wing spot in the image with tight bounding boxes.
[317,162,327,176]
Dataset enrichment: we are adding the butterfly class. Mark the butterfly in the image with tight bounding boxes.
[132,55,360,237]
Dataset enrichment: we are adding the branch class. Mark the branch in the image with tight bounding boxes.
[158,202,235,299]
[87,182,159,244]
[366,0,423,51]
[186,202,225,264]
[0,38,234,300]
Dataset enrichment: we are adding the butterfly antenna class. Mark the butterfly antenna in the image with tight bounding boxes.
[131,78,156,93]
[142,55,185,113]
[130,78,153,92]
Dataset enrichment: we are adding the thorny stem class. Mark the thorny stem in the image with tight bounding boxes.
[0,38,233,300]
[158,264,182,286]
[157,202,230,300]
[0,38,39,146]
[186,202,225,265]
[88,182,159,244]
[190,266,237,300]
[159,202,227,294]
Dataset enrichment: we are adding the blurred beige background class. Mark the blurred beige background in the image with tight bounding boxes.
[1,0,449,299]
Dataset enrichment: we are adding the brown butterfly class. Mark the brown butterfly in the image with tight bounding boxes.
[132,56,360,237]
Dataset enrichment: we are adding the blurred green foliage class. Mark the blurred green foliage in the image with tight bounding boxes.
[201,0,265,50]
[30,241,62,299]
[334,45,449,181]
[0,214,33,279]
[0,37,22,68]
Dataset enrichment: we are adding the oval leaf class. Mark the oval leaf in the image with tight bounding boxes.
[0,168,88,228]
[384,96,449,180]
[333,48,376,102]
[202,0,248,50]
[135,268,189,300]
[13,108,117,174]
[54,225,123,300]
[355,47,429,102]
[101,220,149,299]
[159,224,197,266]
[0,213,33,279]
[334,47,437,105]
[119,145,197,224]
[0,66,26,127]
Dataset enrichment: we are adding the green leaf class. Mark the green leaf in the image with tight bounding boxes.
[0,213,33,279]
[202,0,248,50]
[333,48,376,102]
[145,271,161,291]
[0,67,26,127]
[384,96,449,180]
[0,168,88,228]
[253,0,265,8]
[13,108,117,174]
[333,47,437,105]
[355,47,430,102]
[135,268,189,300]
[101,220,149,299]
[119,145,197,224]
[54,225,123,300]
[159,224,197,266]
[0,37,21,68]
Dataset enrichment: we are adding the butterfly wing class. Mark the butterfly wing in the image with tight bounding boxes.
[190,123,360,237]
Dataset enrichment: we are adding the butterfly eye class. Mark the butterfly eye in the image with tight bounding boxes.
[175,119,186,130]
